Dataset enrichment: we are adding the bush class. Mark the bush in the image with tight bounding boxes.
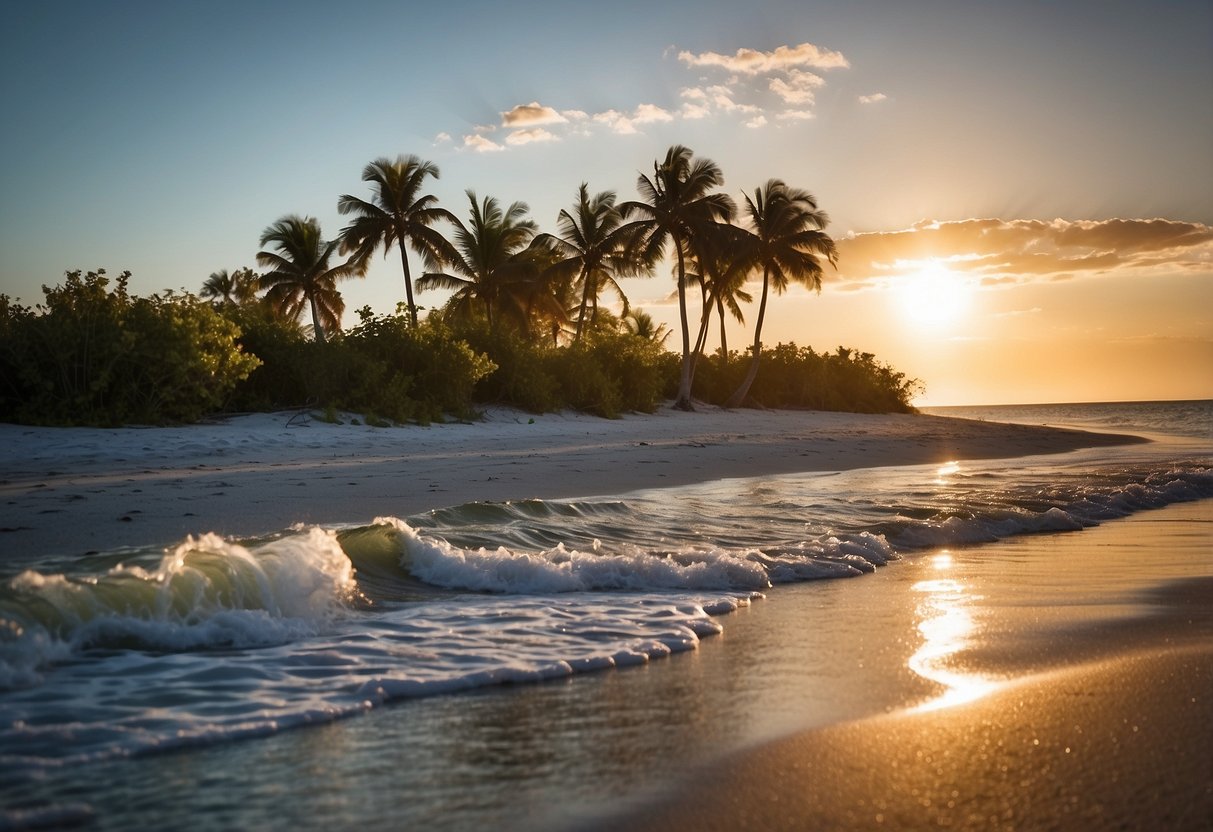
[342,308,496,422]
[692,342,921,413]
[0,270,259,425]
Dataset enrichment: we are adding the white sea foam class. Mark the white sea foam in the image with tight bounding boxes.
[377,515,774,592]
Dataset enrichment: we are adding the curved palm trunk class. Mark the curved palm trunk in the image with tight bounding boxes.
[397,228,418,327]
[308,292,327,344]
[725,267,771,408]
[689,292,714,384]
[717,297,729,370]
[673,241,695,410]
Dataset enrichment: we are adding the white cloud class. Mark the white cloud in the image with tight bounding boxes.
[769,70,826,104]
[506,127,558,146]
[776,109,815,121]
[678,42,849,74]
[633,103,674,123]
[593,109,637,135]
[859,92,888,104]
[745,115,768,129]
[433,132,452,144]
[463,134,504,153]
[501,101,568,127]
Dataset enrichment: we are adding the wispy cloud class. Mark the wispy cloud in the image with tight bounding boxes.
[677,42,850,74]
[858,92,888,104]
[457,40,851,151]
[505,127,558,146]
[835,218,1213,285]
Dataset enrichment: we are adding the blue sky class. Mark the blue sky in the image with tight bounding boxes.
[2,0,1210,404]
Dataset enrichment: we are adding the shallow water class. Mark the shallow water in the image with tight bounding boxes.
[1,401,1210,830]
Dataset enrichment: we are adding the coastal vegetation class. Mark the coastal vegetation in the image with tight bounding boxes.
[0,146,922,426]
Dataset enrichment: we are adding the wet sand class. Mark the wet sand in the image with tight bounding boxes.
[593,501,1213,831]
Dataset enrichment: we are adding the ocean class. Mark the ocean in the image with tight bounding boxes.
[1,400,1210,830]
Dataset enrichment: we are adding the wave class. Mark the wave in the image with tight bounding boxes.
[0,528,357,689]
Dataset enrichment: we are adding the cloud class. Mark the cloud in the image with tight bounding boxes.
[501,101,568,127]
[463,134,504,153]
[776,109,815,121]
[770,70,826,105]
[593,109,637,135]
[433,132,452,144]
[633,103,675,124]
[834,218,1213,285]
[678,42,849,74]
[456,40,853,152]
[858,92,888,104]
[506,127,558,146]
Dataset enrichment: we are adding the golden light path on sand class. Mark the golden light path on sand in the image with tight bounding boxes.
[908,459,1000,711]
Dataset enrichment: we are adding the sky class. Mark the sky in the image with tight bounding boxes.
[1,0,1210,406]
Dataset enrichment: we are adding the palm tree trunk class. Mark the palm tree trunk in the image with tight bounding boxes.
[397,231,417,327]
[717,297,729,370]
[674,241,695,410]
[725,268,770,408]
[308,292,327,344]
[689,292,714,384]
[574,267,591,342]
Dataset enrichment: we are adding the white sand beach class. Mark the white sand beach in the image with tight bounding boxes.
[0,406,1140,560]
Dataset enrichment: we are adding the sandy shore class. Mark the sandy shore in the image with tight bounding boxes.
[605,645,1212,831]
[592,506,1213,832]
[0,406,1141,560]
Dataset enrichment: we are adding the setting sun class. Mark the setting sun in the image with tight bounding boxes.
[893,260,973,331]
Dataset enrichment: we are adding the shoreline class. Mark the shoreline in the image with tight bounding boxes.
[588,502,1213,831]
[0,406,1144,561]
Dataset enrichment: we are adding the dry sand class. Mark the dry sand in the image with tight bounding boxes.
[0,406,1140,560]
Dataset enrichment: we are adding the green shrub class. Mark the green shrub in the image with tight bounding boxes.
[0,270,259,425]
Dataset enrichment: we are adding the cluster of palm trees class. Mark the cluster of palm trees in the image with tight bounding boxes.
[203,145,836,409]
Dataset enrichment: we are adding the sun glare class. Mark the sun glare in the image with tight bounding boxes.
[894,261,972,331]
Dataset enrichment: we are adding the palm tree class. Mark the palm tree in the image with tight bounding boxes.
[686,224,752,371]
[620,145,735,410]
[201,267,258,306]
[622,308,671,345]
[256,215,359,344]
[416,191,538,335]
[532,184,642,342]
[725,180,836,408]
[337,155,457,328]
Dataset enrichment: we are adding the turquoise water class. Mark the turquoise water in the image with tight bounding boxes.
[1,401,1210,830]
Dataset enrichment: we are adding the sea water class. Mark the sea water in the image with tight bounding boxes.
[1,401,1209,830]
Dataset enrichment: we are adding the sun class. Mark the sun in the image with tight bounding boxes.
[893,260,972,331]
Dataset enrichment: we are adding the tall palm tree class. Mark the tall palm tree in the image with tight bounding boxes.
[620,145,735,410]
[532,184,642,342]
[201,267,258,306]
[337,155,457,327]
[416,191,538,335]
[725,180,836,408]
[256,215,359,344]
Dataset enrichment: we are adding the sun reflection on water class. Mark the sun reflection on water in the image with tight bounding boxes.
[935,460,961,484]
[908,551,997,711]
